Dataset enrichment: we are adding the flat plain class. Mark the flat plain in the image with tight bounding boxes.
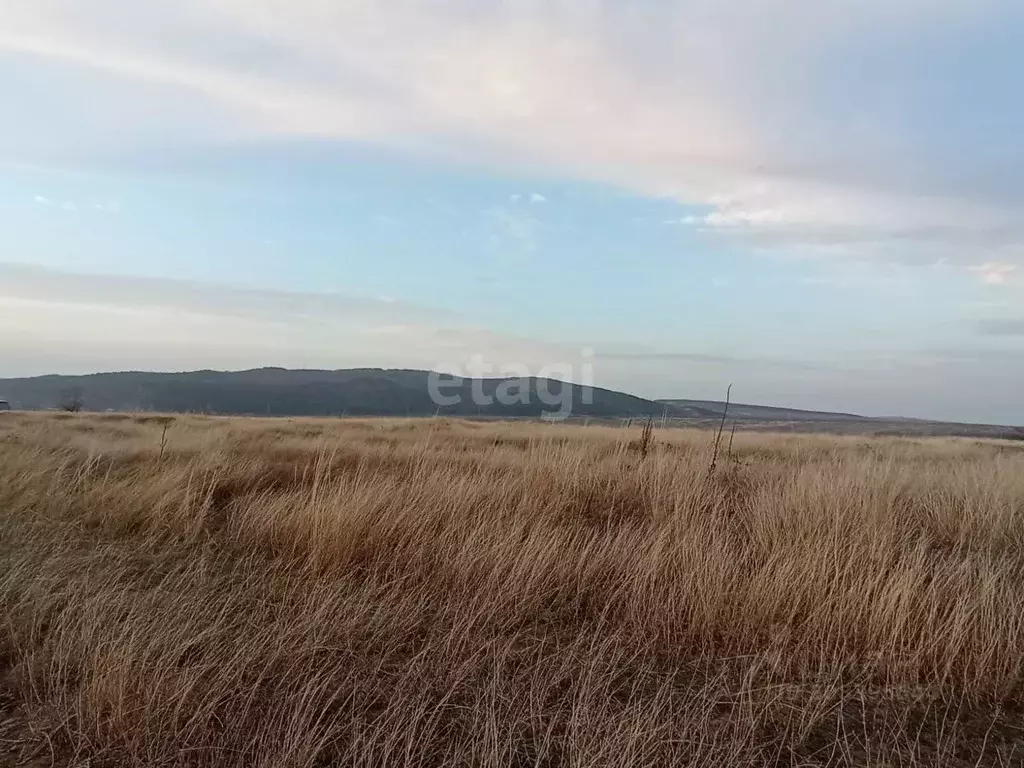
[1,412,1023,766]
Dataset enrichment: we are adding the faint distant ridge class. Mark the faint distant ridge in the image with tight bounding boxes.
[659,399,866,422]
[660,397,1024,439]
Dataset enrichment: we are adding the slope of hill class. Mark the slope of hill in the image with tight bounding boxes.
[660,398,865,422]
[0,368,670,419]
[660,398,1024,439]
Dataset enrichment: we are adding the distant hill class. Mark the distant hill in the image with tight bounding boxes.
[2,369,1020,438]
[659,399,866,422]
[0,368,671,419]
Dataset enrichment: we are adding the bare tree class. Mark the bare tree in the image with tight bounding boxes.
[58,387,85,413]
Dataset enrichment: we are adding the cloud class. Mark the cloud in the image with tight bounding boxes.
[0,262,454,328]
[595,348,828,372]
[970,262,1017,285]
[0,263,590,378]
[1,1,1023,268]
[32,195,120,213]
[974,318,1024,336]
[530,193,547,204]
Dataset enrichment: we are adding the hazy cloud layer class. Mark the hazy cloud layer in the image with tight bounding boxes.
[0,263,456,327]
[0,263,591,380]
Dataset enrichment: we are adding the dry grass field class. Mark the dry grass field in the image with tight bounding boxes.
[1,412,1024,766]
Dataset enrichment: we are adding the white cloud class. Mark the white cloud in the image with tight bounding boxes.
[33,195,121,214]
[971,262,1017,285]
[1,1,1022,266]
[530,193,547,204]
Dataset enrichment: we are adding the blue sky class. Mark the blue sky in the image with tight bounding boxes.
[1,1,1023,422]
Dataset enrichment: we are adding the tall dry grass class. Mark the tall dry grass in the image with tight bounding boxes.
[1,412,1023,766]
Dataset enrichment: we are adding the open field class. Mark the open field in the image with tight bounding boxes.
[1,413,1024,766]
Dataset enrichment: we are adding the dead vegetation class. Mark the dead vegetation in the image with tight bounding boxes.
[1,412,1023,766]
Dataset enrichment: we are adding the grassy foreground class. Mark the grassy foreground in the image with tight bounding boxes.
[1,413,1023,766]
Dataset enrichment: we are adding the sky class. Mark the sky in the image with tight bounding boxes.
[1,0,1023,423]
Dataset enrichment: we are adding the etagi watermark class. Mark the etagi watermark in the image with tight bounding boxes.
[427,351,595,420]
